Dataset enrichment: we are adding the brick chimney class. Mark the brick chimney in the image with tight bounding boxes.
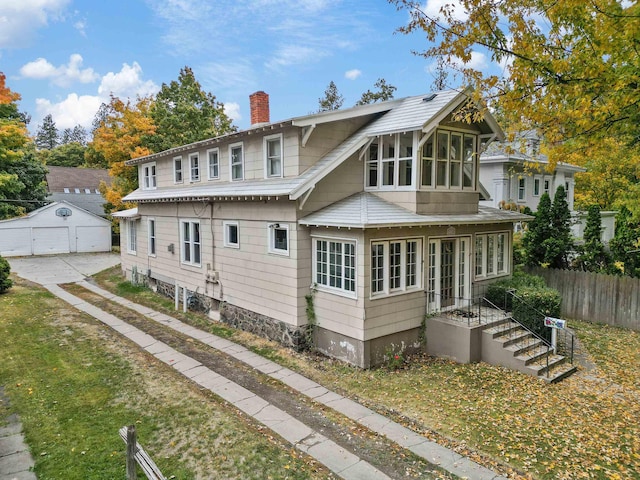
[249,91,270,126]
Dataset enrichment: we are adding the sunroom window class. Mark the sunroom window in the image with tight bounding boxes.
[366,132,415,189]
[421,129,476,190]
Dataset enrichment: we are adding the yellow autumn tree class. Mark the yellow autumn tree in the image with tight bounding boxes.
[391,0,640,175]
[89,96,155,213]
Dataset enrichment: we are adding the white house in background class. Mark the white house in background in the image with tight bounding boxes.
[114,89,529,368]
[479,131,615,241]
[0,201,112,257]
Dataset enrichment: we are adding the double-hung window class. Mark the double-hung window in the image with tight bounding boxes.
[223,221,239,248]
[533,177,541,196]
[366,132,415,188]
[207,148,219,180]
[314,238,356,295]
[127,219,137,255]
[181,220,201,266]
[475,232,508,279]
[421,130,476,189]
[189,153,200,182]
[264,134,283,178]
[142,162,156,190]
[370,238,422,296]
[518,177,526,201]
[174,156,183,183]
[148,219,156,256]
[268,223,289,255]
[230,143,244,181]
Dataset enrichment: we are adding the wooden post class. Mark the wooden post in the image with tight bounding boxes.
[126,425,137,480]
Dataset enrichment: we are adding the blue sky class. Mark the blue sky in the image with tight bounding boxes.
[0,0,496,134]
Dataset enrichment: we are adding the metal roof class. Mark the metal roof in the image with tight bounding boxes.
[298,192,531,229]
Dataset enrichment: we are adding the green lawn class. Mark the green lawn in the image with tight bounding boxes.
[0,278,330,480]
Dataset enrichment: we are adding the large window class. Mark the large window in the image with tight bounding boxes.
[268,223,289,255]
[230,143,244,181]
[314,238,356,295]
[189,153,200,182]
[148,219,156,256]
[174,156,183,183]
[366,132,414,189]
[142,162,156,190]
[181,220,201,266]
[127,219,137,254]
[264,134,283,178]
[421,130,476,189]
[371,238,422,296]
[207,148,219,180]
[475,232,508,279]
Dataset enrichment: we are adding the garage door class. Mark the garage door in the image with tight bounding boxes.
[0,228,31,256]
[76,226,111,253]
[33,227,70,255]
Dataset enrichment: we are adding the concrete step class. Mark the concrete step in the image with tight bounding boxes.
[504,338,545,357]
[516,345,553,365]
[527,354,566,376]
[543,363,578,383]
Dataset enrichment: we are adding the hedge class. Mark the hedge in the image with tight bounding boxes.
[0,255,12,294]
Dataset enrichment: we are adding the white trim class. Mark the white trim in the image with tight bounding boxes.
[267,222,289,256]
[147,218,156,257]
[141,162,157,190]
[173,156,183,184]
[474,231,510,280]
[533,176,541,197]
[223,220,239,248]
[207,148,220,180]
[127,219,137,255]
[230,142,244,181]
[312,236,357,299]
[369,237,423,299]
[264,133,283,179]
[189,153,200,182]
[179,219,202,267]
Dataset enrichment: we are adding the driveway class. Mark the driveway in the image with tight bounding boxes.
[8,252,120,285]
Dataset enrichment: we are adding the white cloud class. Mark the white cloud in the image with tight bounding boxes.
[223,102,241,123]
[98,62,159,99]
[421,0,468,23]
[199,61,257,92]
[20,54,99,86]
[0,0,70,49]
[74,19,87,37]
[345,69,362,80]
[450,51,489,71]
[265,45,327,70]
[35,94,102,130]
[34,62,159,130]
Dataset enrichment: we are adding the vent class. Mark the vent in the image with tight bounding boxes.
[423,93,437,102]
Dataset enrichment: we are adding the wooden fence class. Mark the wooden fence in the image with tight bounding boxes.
[526,267,640,331]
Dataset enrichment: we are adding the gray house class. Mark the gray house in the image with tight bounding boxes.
[115,89,532,369]
[45,166,111,218]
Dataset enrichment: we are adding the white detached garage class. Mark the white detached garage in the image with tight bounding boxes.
[0,201,112,257]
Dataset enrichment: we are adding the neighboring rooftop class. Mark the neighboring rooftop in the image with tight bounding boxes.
[45,166,111,217]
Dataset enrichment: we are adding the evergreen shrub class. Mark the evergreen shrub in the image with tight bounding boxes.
[0,255,12,294]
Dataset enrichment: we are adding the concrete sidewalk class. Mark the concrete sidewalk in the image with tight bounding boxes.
[0,387,36,480]
[49,279,507,480]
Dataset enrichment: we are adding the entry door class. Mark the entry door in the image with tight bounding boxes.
[428,237,470,312]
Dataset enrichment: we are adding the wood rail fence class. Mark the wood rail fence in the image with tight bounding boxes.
[526,267,640,331]
[119,425,166,480]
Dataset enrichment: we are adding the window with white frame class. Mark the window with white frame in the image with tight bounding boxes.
[475,232,509,279]
[230,143,243,181]
[268,223,289,255]
[314,238,356,295]
[543,179,550,195]
[189,153,200,182]
[264,134,283,178]
[518,177,526,201]
[207,148,219,180]
[148,219,156,256]
[174,156,183,183]
[371,238,422,296]
[421,130,476,189]
[127,219,137,254]
[180,220,201,266]
[142,162,156,190]
[223,221,239,248]
[366,132,415,189]
[534,177,541,196]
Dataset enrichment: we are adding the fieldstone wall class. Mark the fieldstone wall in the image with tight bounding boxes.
[221,302,309,351]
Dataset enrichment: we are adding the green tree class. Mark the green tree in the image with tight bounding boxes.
[147,66,236,153]
[390,0,640,168]
[609,206,640,278]
[0,254,11,294]
[45,142,87,167]
[523,192,553,267]
[61,125,87,146]
[356,78,397,105]
[0,74,48,219]
[547,185,573,269]
[318,81,344,112]
[574,205,611,272]
[35,114,59,150]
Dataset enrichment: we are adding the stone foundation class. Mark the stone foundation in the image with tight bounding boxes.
[220,302,309,351]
